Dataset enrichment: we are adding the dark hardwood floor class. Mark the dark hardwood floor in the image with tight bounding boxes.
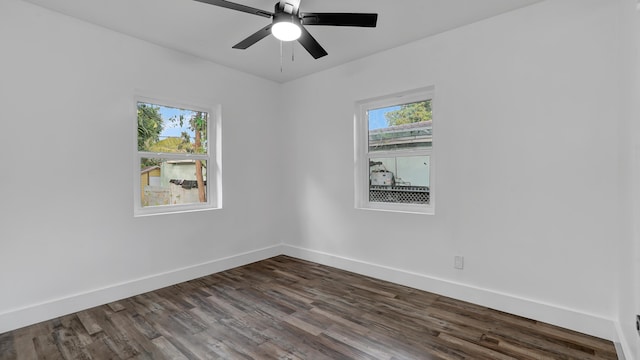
[0,255,618,359]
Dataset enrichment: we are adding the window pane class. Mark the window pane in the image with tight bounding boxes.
[369,156,430,204]
[140,158,207,207]
[137,102,208,154]
[368,100,432,152]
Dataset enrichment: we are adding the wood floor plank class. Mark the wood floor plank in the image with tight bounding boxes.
[11,323,49,360]
[480,333,563,360]
[216,316,270,346]
[83,332,122,360]
[76,310,103,336]
[309,333,380,360]
[308,307,371,335]
[256,340,306,360]
[322,324,394,360]
[0,255,619,360]
[91,311,147,360]
[51,326,92,360]
[125,312,161,341]
[0,333,16,360]
[438,332,518,360]
[259,323,335,360]
[106,302,126,313]
[283,314,324,336]
[11,332,36,360]
[150,336,189,360]
[32,334,64,360]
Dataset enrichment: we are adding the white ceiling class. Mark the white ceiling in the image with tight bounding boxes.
[22,0,544,83]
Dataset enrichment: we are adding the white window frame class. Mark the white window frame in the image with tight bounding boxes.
[133,95,222,217]
[354,87,435,214]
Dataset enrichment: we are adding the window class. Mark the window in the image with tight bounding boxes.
[134,97,221,216]
[355,87,434,214]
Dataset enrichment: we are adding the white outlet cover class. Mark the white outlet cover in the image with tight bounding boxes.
[454,256,464,269]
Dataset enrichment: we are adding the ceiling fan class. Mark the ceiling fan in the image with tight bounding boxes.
[193,0,378,59]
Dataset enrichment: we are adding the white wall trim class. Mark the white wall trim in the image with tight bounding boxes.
[0,244,283,334]
[282,244,618,342]
[0,242,624,356]
[615,321,632,360]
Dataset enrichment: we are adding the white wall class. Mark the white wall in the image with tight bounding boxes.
[281,0,624,341]
[618,0,640,358]
[0,0,285,332]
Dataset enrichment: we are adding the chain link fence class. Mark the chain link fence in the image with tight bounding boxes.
[369,186,430,204]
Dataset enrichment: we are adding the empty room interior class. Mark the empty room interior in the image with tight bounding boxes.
[2,0,640,358]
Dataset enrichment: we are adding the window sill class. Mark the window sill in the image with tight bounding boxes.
[134,205,221,218]
[356,204,434,215]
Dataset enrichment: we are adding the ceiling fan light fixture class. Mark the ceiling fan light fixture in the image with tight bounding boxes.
[272,18,301,41]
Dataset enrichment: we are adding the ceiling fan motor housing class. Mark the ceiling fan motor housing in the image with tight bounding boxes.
[273,5,301,24]
[278,0,300,15]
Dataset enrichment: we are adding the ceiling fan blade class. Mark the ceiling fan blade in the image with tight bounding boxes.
[232,24,273,49]
[193,0,272,18]
[297,26,328,59]
[300,13,378,27]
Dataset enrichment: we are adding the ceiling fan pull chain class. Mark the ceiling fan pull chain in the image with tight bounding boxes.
[280,40,283,72]
[292,41,295,62]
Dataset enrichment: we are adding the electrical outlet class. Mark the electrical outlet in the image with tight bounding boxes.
[454,256,464,270]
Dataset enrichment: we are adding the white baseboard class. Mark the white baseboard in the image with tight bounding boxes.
[615,321,633,360]
[0,244,283,334]
[282,245,618,343]
[0,242,623,358]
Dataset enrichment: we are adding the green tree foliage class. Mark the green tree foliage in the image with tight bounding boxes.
[137,103,164,151]
[385,100,432,126]
[170,113,207,154]
[147,138,183,153]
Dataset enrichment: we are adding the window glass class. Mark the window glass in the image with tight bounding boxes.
[355,88,434,213]
[140,158,207,207]
[136,99,216,216]
[368,100,432,152]
[369,156,430,204]
[137,102,208,154]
